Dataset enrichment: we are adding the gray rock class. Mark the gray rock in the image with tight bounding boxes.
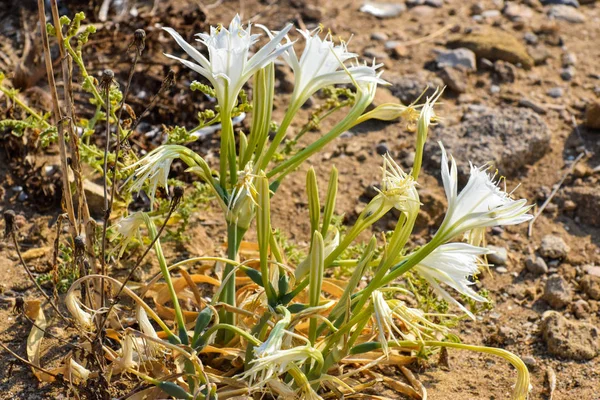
[547,87,564,98]
[490,85,501,94]
[436,48,477,71]
[371,32,389,41]
[438,66,468,93]
[581,274,600,300]
[541,311,600,360]
[524,32,538,45]
[360,1,407,17]
[504,3,534,21]
[388,72,444,105]
[364,48,388,60]
[521,355,537,369]
[423,106,550,182]
[376,142,390,155]
[562,52,577,67]
[541,0,580,6]
[543,275,573,308]
[487,245,508,266]
[539,235,570,259]
[425,0,444,7]
[525,255,548,275]
[561,66,576,81]
[548,5,586,23]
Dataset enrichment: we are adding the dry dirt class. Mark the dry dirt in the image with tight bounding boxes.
[0,0,599,399]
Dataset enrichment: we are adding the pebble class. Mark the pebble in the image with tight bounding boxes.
[563,199,577,211]
[548,5,586,23]
[523,32,538,45]
[543,275,573,308]
[560,66,576,81]
[581,274,600,300]
[525,255,549,275]
[425,0,444,7]
[364,48,388,60]
[583,265,600,277]
[17,191,28,202]
[496,266,508,274]
[522,355,537,369]
[584,100,600,129]
[360,1,407,17]
[376,142,390,155]
[519,98,547,114]
[572,299,590,319]
[562,52,577,67]
[503,3,534,21]
[435,48,477,71]
[490,85,500,94]
[487,245,508,265]
[438,66,468,93]
[541,0,580,6]
[539,235,570,259]
[547,87,564,98]
[371,32,389,41]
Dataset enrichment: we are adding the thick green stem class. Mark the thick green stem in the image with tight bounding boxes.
[146,217,188,344]
[217,223,246,343]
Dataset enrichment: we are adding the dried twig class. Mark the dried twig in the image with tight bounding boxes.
[0,342,60,379]
[546,366,556,400]
[528,152,585,236]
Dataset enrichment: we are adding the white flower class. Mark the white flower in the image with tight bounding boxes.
[371,290,405,356]
[163,15,293,111]
[363,154,418,218]
[113,211,145,257]
[243,345,320,388]
[275,27,386,107]
[124,145,192,204]
[437,143,533,242]
[416,243,490,318]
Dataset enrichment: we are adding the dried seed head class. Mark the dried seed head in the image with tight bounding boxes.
[74,235,86,256]
[160,70,176,92]
[3,210,16,238]
[173,186,184,202]
[133,29,146,55]
[100,69,115,92]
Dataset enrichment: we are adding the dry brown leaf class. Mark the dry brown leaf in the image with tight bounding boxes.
[24,300,54,382]
[381,375,422,399]
[126,386,162,400]
[21,246,52,261]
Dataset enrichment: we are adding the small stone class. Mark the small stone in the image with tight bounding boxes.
[541,311,600,360]
[437,66,468,93]
[470,3,484,14]
[562,52,577,67]
[345,142,362,155]
[503,3,534,21]
[541,0,580,6]
[584,101,600,129]
[490,85,500,94]
[360,1,407,17]
[493,60,517,83]
[496,266,508,274]
[572,299,590,319]
[425,0,443,7]
[371,32,389,41]
[529,45,551,66]
[524,32,538,45]
[407,0,425,6]
[548,5,586,23]
[522,355,537,369]
[376,142,390,155]
[525,256,548,275]
[481,9,501,18]
[436,48,477,71]
[547,87,564,98]
[583,265,600,277]
[539,235,570,259]
[581,275,600,300]
[563,199,577,211]
[560,66,575,81]
[447,28,534,69]
[543,275,573,308]
[364,48,388,60]
[17,191,28,202]
[488,245,508,266]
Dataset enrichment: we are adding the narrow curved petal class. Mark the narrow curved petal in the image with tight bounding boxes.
[163,27,211,70]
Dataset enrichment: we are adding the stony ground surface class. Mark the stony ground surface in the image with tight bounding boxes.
[0,0,599,399]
